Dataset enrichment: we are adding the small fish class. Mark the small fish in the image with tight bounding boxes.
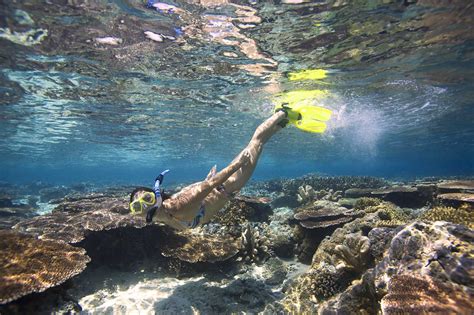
[94,37,122,45]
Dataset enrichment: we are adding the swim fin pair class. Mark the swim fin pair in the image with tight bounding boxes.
[275,103,332,133]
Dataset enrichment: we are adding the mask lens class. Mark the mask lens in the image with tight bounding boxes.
[142,192,155,204]
[130,200,143,214]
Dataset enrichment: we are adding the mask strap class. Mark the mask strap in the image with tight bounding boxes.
[146,206,157,223]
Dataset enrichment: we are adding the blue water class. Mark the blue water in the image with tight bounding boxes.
[0,0,473,185]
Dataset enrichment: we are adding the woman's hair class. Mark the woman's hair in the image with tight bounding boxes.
[129,187,154,203]
[129,186,171,203]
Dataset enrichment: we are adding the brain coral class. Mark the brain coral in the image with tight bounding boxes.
[0,230,90,304]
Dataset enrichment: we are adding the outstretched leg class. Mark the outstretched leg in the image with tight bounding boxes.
[223,110,287,192]
[163,150,251,216]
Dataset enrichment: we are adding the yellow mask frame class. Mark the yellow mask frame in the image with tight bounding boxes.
[130,191,156,214]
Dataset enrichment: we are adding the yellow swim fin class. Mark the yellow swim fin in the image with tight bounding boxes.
[295,119,328,133]
[292,104,332,122]
[274,103,332,133]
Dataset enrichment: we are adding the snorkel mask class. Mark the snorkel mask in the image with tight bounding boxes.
[130,169,169,223]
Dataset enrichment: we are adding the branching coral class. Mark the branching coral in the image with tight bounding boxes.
[420,204,474,229]
[375,202,409,227]
[238,223,272,263]
[354,197,382,211]
[296,185,315,204]
[333,232,370,273]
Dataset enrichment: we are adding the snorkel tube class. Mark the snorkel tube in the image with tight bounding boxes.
[146,169,170,223]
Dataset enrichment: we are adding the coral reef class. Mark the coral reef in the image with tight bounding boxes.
[374,221,474,294]
[51,194,129,214]
[161,231,241,263]
[371,185,431,208]
[333,232,370,273]
[367,227,399,263]
[317,271,378,314]
[437,180,474,192]
[437,193,474,208]
[344,188,374,198]
[294,203,358,230]
[211,195,272,226]
[0,230,90,304]
[13,208,147,244]
[239,223,272,263]
[420,204,474,229]
[296,185,315,204]
[293,203,360,263]
[381,274,473,314]
[305,264,344,301]
[374,202,409,227]
[266,207,295,258]
[353,197,382,210]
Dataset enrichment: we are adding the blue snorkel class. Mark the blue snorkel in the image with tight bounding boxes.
[146,169,170,223]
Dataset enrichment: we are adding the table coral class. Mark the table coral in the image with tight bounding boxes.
[0,230,90,304]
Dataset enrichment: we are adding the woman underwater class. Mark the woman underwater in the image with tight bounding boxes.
[129,104,331,230]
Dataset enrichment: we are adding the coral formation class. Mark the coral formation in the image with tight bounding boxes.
[374,202,409,227]
[239,223,272,263]
[318,271,378,314]
[211,195,272,226]
[437,193,474,208]
[296,185,315,204]
[354,197,382,210]
[51,194,129,214]
[437,180,474,192]
[381,274,473,314]
[161,231,241,263]
[367,227,399,262]
[333,232,370,273]
[294,204,358,230]
[371,185,430,208]
[420,204,474,229]
[374,221,474,293]
[0,230,90,304]
[13,208,147,244]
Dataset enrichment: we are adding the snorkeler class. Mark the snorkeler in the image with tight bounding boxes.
[129,104,332,230]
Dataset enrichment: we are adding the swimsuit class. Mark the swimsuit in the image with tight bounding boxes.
[180,202,205,229]
[166,183,234,229]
